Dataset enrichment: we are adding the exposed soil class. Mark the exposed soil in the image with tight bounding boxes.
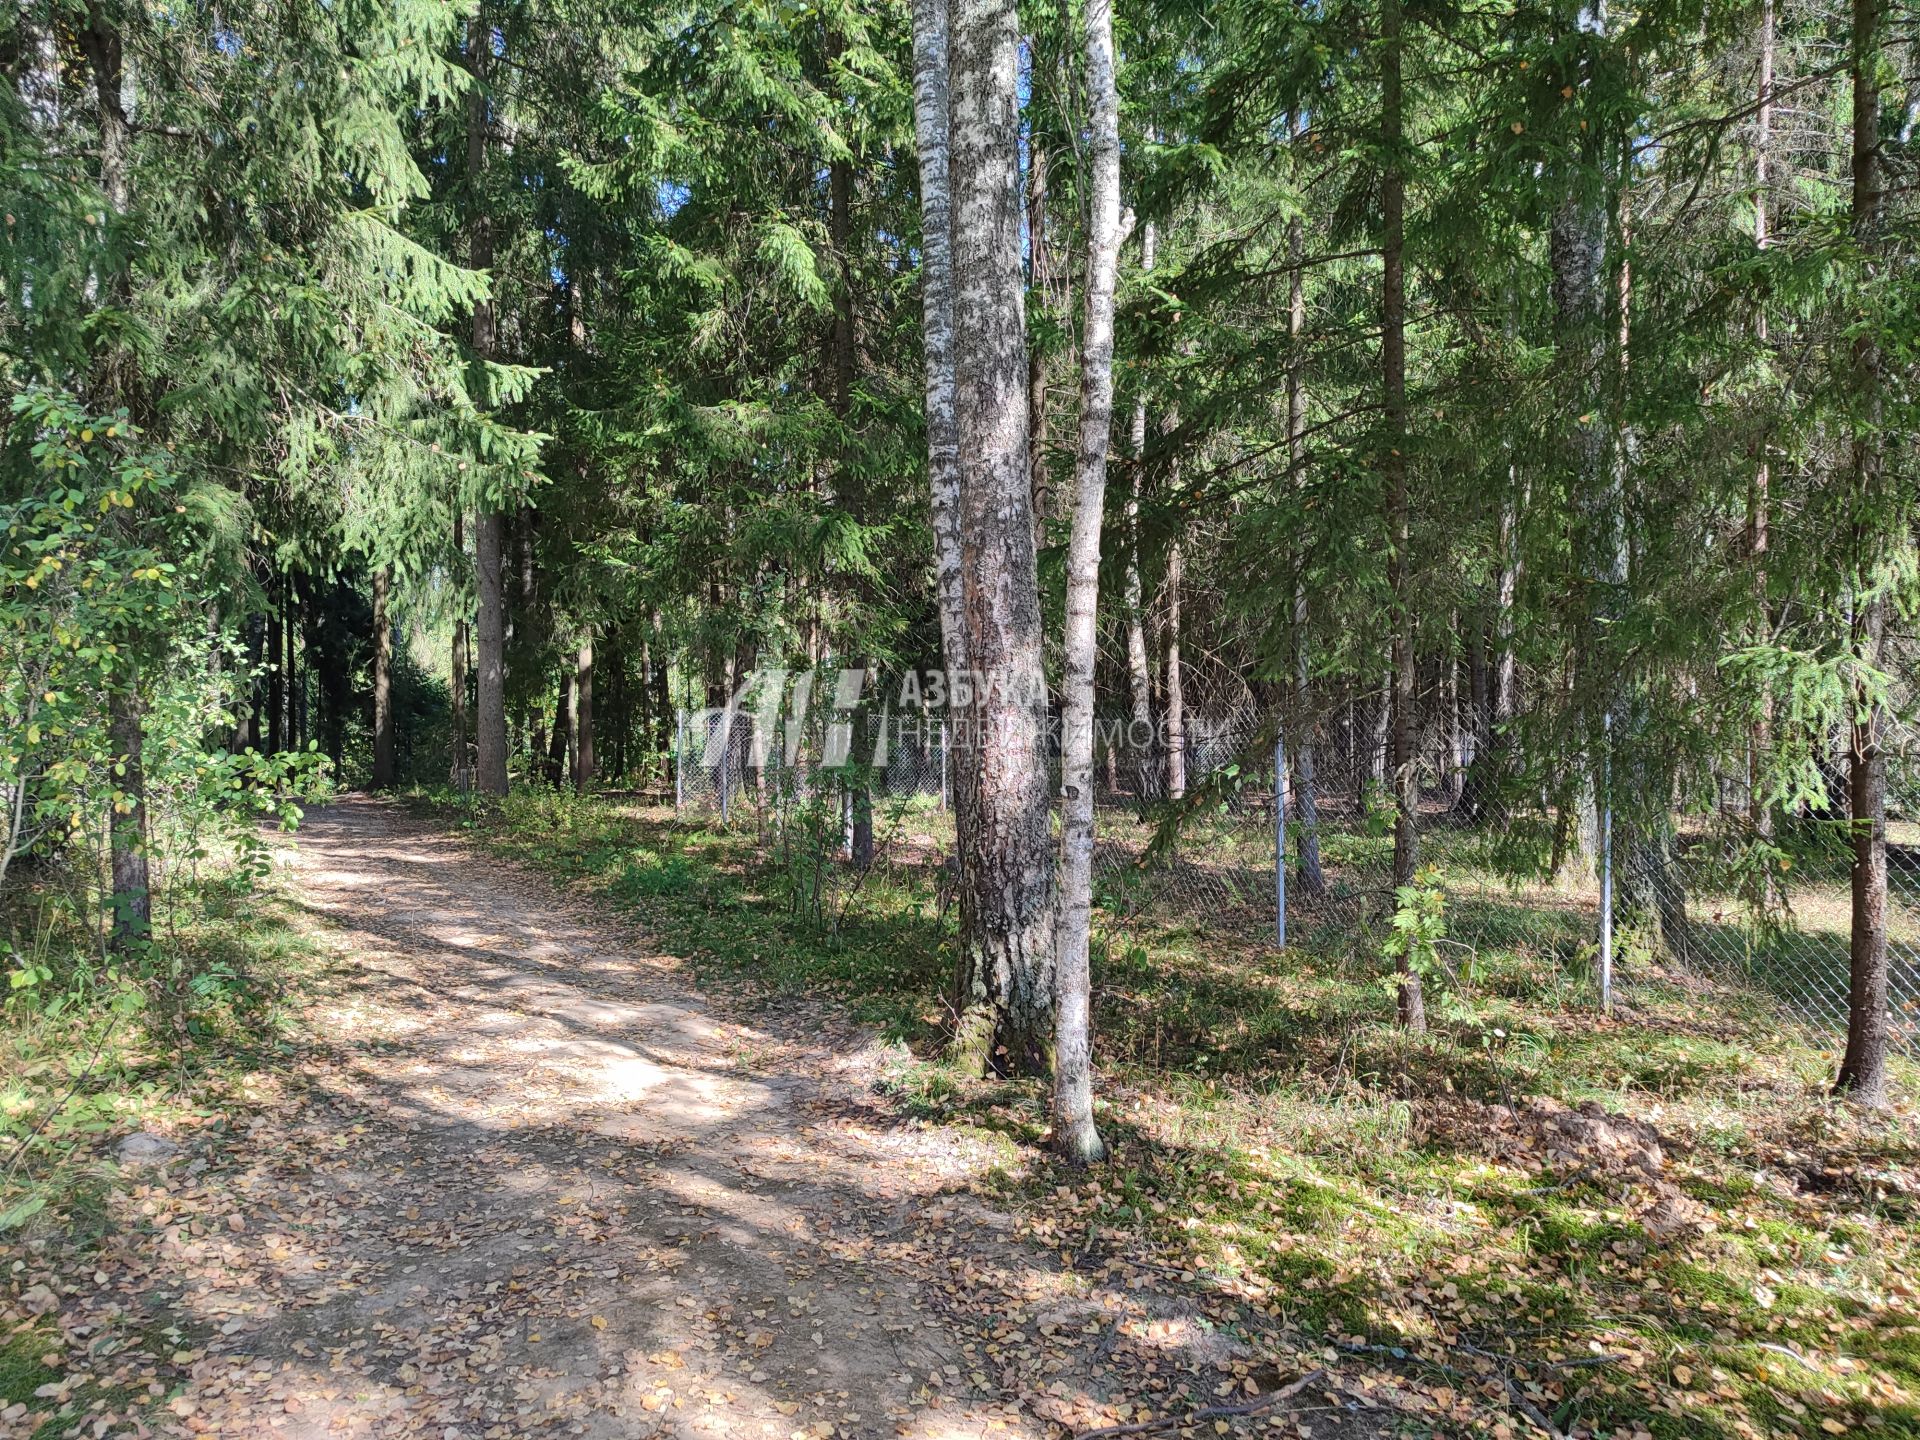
[10,797,1382,1440]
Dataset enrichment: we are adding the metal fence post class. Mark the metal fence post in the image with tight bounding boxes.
[1598,711,1614,1015]
[1275,733,1288,949]
[674,710,685,812]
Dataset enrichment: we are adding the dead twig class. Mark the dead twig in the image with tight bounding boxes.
[1456,1341,1565,1440]
[1072,1368,1328,1440]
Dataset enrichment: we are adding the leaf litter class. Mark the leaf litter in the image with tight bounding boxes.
[6,795,1915,1440]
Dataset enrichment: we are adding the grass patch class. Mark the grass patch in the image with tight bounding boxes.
[430,786,1920,1438]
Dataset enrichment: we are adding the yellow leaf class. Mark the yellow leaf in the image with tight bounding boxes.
[591,1315,608,1330]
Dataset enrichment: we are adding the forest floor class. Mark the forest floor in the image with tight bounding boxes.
[3,796,1375,1440]
[5,792,1920,1440]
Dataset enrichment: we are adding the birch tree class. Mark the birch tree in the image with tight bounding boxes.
[912,0,980,995]
[946,0,1054,1075]
[1051,0,1123,1163]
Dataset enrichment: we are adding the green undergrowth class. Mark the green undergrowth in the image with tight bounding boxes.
[0,864,327,1243]
[431,787,1920,1439]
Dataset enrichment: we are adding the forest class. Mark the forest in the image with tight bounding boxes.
[2,0,1919,1435]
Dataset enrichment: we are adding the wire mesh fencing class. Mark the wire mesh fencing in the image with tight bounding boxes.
[666,683,1919,1054]
[1612,730,1920,1051]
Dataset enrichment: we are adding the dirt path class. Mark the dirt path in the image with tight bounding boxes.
[61,796,1351,1440]
[4,798,1374,1439]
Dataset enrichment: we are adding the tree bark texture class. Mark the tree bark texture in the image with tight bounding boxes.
[574,636,596,791]
[946,0,1054,1076]
[1050,0,1121,1164]
[1382,0,1425,1032]
[469,5,510,795]
[371,566,397,789]
[1835,0,1890,1106]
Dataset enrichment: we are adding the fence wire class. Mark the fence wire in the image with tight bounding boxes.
[668,691,1919,1054]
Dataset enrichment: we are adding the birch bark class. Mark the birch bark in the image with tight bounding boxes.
[1051,0,1122,1162]
[947,0,1054,1074]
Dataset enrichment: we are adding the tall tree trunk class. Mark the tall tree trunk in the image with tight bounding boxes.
[1747,0,1776,861]
[612,642,628,782]
[912,0,964,670]
[1382,0,1424,1032]
[1443,649,1464,808]
[286,573,302,750]
[475,513,508,791]
[649,609,672,764]
[1461,469,1522,824]
[1285,124,1325,895]
[1026,129,1052,549]
[1123,222,1157,803]
[1834,0,1889,1106]
[241,612,265,751]
[1468,619,1489,768]
[81,5,152,952]
[829,123,874,870]
[266,581,285,754]
[1163,539,1187,802]
[547,670,573,788]
[914,0,980,1029]
[451,513,470,782]
[1552,0,1628,909]
[371,566,397,789]
[1051,0,1121,1164]
[468,6,509,795]
[574,636,595,791]
[946,0,1054,1075]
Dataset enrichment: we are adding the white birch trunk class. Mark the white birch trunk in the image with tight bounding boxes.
[1122,219,1158,804]
[1050,0,1122,1163]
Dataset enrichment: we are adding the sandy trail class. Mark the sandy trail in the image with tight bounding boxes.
[49,796,1360,1440]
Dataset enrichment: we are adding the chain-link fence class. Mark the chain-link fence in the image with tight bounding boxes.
[668,681,1920,1054]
